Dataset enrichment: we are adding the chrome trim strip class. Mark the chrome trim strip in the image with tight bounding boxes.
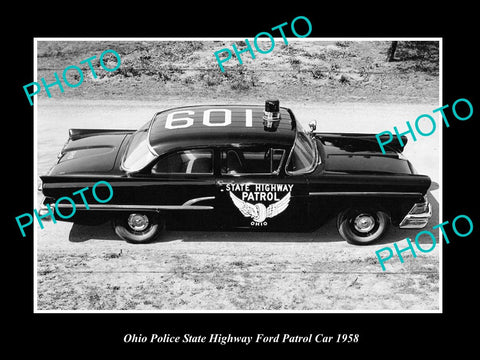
[182,196,215,206]
[309,191,423,196]
[55,204,213,211]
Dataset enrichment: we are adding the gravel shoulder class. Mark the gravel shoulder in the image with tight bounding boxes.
[34,40,441,312]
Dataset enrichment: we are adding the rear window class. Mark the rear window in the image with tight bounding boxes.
[121,125,157,172]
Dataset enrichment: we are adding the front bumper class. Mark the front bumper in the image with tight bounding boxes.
[399,199,432,229]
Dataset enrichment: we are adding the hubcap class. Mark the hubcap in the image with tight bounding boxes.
[127,213,149,232]
[353,214,375,233]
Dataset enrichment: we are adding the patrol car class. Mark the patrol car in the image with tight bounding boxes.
[39,100,432,244]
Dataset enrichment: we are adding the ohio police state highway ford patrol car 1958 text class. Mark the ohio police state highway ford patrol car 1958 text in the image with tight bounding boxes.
[38,100,432,245]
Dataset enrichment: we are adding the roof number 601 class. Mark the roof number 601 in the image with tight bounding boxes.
[165,109,252,130]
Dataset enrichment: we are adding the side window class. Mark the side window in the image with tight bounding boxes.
[221,148,285,175]
[152,149,213,174]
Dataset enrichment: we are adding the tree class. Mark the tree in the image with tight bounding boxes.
[386,41,398,62]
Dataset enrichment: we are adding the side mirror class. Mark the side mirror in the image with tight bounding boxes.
[308,120,317,133]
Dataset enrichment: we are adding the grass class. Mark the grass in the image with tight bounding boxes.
[35,40,439,103]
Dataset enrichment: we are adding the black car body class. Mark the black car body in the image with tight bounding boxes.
[39,101,432,244]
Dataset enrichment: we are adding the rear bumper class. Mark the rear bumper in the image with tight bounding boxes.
[37,196,55,220]
[399,200,432,229]
[38,203,54,220]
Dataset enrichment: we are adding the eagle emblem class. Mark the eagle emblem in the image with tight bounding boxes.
[229,191,291,223]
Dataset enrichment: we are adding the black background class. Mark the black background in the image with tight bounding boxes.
[7,5,478,355]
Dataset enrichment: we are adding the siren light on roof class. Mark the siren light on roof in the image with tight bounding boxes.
[263,99,281,131]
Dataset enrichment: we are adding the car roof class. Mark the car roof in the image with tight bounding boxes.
[148,104,297,155]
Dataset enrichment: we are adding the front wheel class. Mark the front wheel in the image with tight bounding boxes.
[336,209,389,245]
[112,212,164,244]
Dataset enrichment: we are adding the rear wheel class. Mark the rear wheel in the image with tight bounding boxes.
[112,212,164,244]
[337,208,389,245]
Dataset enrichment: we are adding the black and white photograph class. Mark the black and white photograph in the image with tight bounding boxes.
[7,8,479,354]
[33,38,441,312]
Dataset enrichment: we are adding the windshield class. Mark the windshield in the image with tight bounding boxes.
[286,123,317,174]
[121,123,157,172]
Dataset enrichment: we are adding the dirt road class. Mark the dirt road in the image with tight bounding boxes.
[35,100,441,311]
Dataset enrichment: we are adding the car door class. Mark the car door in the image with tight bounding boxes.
[130,147,218,228]
[214,145,309,231]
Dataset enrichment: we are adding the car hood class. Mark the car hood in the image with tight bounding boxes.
[46,132,130,176]
[316,135,413,174]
